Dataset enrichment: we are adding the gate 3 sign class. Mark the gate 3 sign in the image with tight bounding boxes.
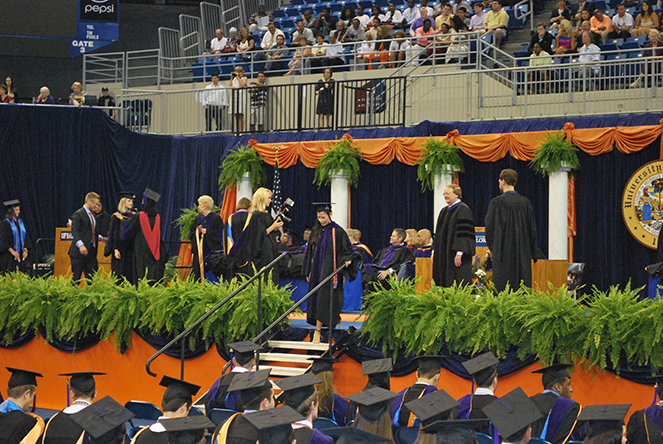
[622,160,663,249]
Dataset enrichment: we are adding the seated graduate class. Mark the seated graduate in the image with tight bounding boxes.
[482,387,544,444]
[627,376,663,444]
[348,358,394,423]
[392,356,443,428]
[203,341,263,413]
[421,418,489,444]
[311,357,348,426]
[211,369,276,444]
[364,228,414,290]
[346,387,400,443]
[576,404,630,444]
[189,195,225,282]
[0,368,44,443]
[160,416,216,444]
[131,376,201,443]
[456,352,499,434]
[275,373,333,444]
[243,406,304,444]
[322,427,391,444]
[404,388,460,444]
[530,363,583,444]
[69,396,134,444]
[42,371,105,444]
[347,229,374,266]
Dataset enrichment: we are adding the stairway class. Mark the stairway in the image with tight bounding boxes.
[256,339,331,377]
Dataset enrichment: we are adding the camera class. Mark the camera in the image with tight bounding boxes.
[275,198,294,223]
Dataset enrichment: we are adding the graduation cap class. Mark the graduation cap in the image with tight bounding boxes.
[346,387,399,422]
[404,388,460,427]
[576,404,631,439]
[421,418,490,435]
[3,200,19,210]
[70,396,135,440]
[243,405,304,443]
[161,416,217,444]
[275,373,321,409]
[321,427,389,444]
[143,188,161,203]
[59,372,106,394]
[119,191,135,200]
[228,340,263,367]
[482,387,543,441]
[362,358,393,376]
[228,369,273,404]
[461,352,499,387]
[6,367,43,389]
[531,363,574,389]
[159,376,201,403]
[310,356,335,375]
[312,202,334,214]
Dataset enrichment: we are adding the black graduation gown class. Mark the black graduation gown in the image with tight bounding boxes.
[189,212,225,281]
[237,211,280,284]
[368,245,413,276]
[0,410,38,444]
[485,191,539,292]
[105,212,135,284]
[201,372,239,412]
[457,394,495,435]
[212,414,260,444]
[132,426,169,444]
[432,202,476,287]
[302,222,357,328]
[530,392,580,444]
[392,383,439,428]
[42,412,85,444]
[0,218,29,274]
[627,407,663,444]
[122,211,167,284]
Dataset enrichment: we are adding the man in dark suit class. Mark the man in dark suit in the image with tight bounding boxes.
[69,192,101,283]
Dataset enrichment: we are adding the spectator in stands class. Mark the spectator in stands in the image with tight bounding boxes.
[223,27,239,53]
[484,0,509,48]
[456,7,472,28]
[580,18,602,45]
[550,0,573,33]
[355,5,371,28]
[0,84,14,104]
[403,0,422,28]
[631,29,663,87]
[420,0,436,17]
[316,67,334,129]
[261,22,284,52]
[229,66,247,132]
[210,28,227,54]
[610,4,634,39]
[340,6,356,27]
[483,0,493,11]
[249,72,267,133]
[591,9,613,43]
[575,31,601,90]
[415,18,437,61]
[366,18,382,40]
[5,77,17,102]
[316,7,338,37]
[385,2,405,28]
[528,42,553,93]
[34,86,55,104]
[311,35,329,73]
[575,9,591,35]
[448,15,470,61]
[572,0,595,22]
[631,0,659,37]
[374,26,393,67]
[436,3,455,29]
[285,36,312,75]
[202,73,228,132]
[237,27,256,62]
[356,34,376,69]
[325,32,346,67]
[555,24,577,54]
[97,86,115,117]
[452,0,473,15]
[411,7,436,36]
[389,30,411,67]
[265,34,289,72]
[343,18,366,43]
[471,2,488,32]
[302,9,316,30]
[248,4,273,33]
[527,22,554,55]
[293,20,315,45]
[370,5,387,25]
[69,81,86,106]
[334,20,348,42]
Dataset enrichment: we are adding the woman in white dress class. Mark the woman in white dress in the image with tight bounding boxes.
[228,66,248,133]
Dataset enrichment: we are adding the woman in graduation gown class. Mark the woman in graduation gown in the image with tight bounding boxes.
[188,195,225,282]
[105,193,136,284]
[302,204,357,343]
[0,200,29,274]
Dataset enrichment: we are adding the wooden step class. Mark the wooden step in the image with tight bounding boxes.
[266,340,330,351]
[258,365,310,377]
[259,352,318,363]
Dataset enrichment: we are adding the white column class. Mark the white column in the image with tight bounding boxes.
[236,173,253,204]
[433,169,454,226]
[331,172,349,230]
[548,166,571,260]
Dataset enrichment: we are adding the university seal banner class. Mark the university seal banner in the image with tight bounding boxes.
[622,160,663,249]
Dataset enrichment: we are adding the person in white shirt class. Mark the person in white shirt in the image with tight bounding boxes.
[325,32,346,66]
[385,2,405,28]
[356,34,376,69]
[201,73,228,132]
[575,31,601,90]
[356,5,372,28]
[403,0,421,27]
[261,22,285,50]
[610,3,634,39]
[389,30,411,67]
[452,0,473,15]
[210,28,227,54]
[420,0,435,17]
[292,20,315,45]
[470,2,488,32]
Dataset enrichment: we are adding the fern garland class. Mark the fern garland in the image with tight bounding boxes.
[174,205,223,241]
[416,138,464,192]
[218,143,266,191]
[313,134,363,187]
[530,131,580,176]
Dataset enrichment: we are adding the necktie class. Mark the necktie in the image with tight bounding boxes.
[88,212,96,247]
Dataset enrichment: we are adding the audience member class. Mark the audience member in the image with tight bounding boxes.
[580,19,602,45]
[528,43,552,93]
[261,22,285,51]
[265,35,289,72]
[210,28,227,54]
[301,8,316,29]
[436,3,455,29]
[5,77,17,101]
[456,7,471,28]
[470,2,488,32]
[630,29,663,87]
[293,20,315,45]
[385,2,405,28]
[97,87,115,108]
[415,18,438,60]
[316,7,338,36]
[392,357,441,428]
[69,81,86,106]
[574,10,591,35]
[285,36,312,76]
[610,4,634,39]
[0,85,14,104]
[411,8,436,36]
[555,24,577,54]
[356,5,372,28]
[325,32,346,67]
[484,0,509,48]
[223,27,239,53]
[347,387,398,443]
[389,30,411,67]
[310,35,329,72]
[403,0,422,28]
[248,4,273,33]
[343,18,366,42]
[527,22,554,55]
[366,18,382,39]
[356,34,376,68]
[237,27,255,61]
[590,9,613,43]
[370,5,387,24]
[550,0,573,32]
[334,20,348,41]
[420,0,436,17]
[572,0,595,21]
[201,73,228,132]
[340,6,356,27]
[249,72,268,133]
[457,352,499,431]
[311,358,348,426]
[34,86,55,104]
[229,67,248,132]
[631,0,659,37]
[453,0,473,14]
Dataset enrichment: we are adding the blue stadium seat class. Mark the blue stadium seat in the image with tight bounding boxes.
[507,9,525,28]
[606,38,624,46]
[626,36,647,46]
[600,43,617,51]
[313,417,339,429]
[594,0,607,8]
[273,9,287,18]
[287,8,301,17]
[359,0,374,9]
[124,401,162,428]
[208,408,239,426]
[292,0,306,5]
[622,41,641,50]
[282,18,296,27]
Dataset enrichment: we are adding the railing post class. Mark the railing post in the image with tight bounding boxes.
[256,276,262,370]
[297,83,303,132]
[328,276,334,347]
[180,337,185,379]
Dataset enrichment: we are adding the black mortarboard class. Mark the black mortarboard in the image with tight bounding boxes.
[3,200,19,210]
[577,404,631,439]
[159,376,201,403]
[70,396,135,440]
[6,367,43,389]
[228,341,263,367]
[405,388,459,427]
[228,369,273,399]
[310,357,334,375]
[119,191,135,200]
[143,188,161,203]
[531,363,574,388]
[59,372,106,394]
[275,373,321,409]
[321,427,389,444]
[462,352,499,386]
[346,387,399,422]
[312,202,334,214]
[161,416,216,444]
[243,405,304,443]
[101,87,109,92]
[421,418,490,435]
[482,387,543,440]
[362,358,393,376]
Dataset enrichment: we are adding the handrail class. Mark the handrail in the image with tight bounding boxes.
[513,0,535,34]
[145,251,288,377]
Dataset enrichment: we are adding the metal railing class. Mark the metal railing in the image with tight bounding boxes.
[179,14,204,60]
[201,2,222,44]
[220,0,243,36]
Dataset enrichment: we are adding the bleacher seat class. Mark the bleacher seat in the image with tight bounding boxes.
[606,38,624,46]
[331,3,343,12]
[287,8,301,17]
[208,408,238,426]
[359,0,374,9]
[273,9,287,18]
[292,0,306,5]
[626,36,647,46]
[124,401,162,428]
[594,0,607,8]
[282,18,296,28]
[507,9,525,28]
[600,43,618,51]
[313,417,340,430]
[622,41,642,51]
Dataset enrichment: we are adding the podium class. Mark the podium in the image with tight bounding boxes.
[531,259,567,290]
[54,227,111,278]
[415,257,433,293]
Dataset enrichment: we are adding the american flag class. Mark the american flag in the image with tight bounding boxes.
[271,154,282,217]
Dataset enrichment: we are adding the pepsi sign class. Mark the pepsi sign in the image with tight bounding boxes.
[80,0,118,22]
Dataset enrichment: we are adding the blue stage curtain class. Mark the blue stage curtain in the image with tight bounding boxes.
[0,328,36,349]
[135,330,211,359]
[38,326,101,352]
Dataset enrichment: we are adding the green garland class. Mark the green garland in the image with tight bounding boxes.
[313,134,363,187]
[218,144,266,191]
[361,282,663,374]
[529,131,580,176]
[416,138,464,192]
[174,205,223,241]
[0,272,296,353]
